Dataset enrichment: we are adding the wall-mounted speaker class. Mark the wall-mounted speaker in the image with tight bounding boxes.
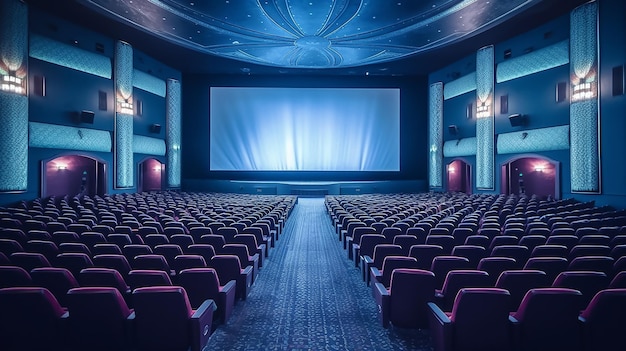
[466,103,473,119]
[80,110,95,124]
[136,100,143,116]
[150,124,161,133]
[508,113,525,127]
[556,82,567,102]
[500,95,509,114]
[448,125,458,135]
[98,91,107,110]
[34,75,45,96]
[612,65,624,96]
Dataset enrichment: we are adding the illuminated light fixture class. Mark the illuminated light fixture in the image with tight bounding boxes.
[534,165,544,172]
[153,166,161,172]
[448,165,456,173]
[430,144,438,153]
[57,165,68,170]
[571,81,596,102]
[117,98,134,115]
[1,73,24,95]
[476,100,491,118]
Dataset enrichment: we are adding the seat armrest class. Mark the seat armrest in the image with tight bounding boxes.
[361,255,374,282]
[220,280,236,294]
[190,299,216,351]
[373,282,390,328]
[427,302,452,351]
[370,267,382,285]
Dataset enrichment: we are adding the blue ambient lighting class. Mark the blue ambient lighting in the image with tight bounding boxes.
[78,0,538,69]
[209,87,400,171]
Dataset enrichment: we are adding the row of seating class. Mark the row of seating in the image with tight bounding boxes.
[0,191,296,351]
[325,193,626,351]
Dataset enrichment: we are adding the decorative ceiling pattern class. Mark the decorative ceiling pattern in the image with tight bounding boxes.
[78,0,540,69]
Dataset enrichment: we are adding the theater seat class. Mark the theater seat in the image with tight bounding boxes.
[66,287,133,351]
[209,254,253,300]
[0,287,68,351]
[509,288,583,351]
[131,286,216,351]
[373,268,436,329]
[579,288,626,351]
[178,268,236,324]
[428,288,511,351]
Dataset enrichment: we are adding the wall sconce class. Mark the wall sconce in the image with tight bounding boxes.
[117,98,134,115]
[476,100,491,118]
[1,73,25,95]
[152,166,162,172]
[534,165,545,172]
[571,80,596,102]
[447,165,456,173]
[57,164,68,170]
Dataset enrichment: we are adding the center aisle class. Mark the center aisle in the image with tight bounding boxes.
[206,197,433,351]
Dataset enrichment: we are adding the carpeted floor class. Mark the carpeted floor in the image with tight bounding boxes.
[205,197,434,351]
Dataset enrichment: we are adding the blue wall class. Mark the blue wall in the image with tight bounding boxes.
[431,0,626,209]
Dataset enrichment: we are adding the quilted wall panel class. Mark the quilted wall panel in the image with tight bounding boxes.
[166,79,181,188]
[0,93,28,191]
[0,0,27,75]
[133,69,166,97]
[429,82,444,188]
[443,72,477,100]
[443,137,477,157]
[133,135,166,156]
[475,46,495,190]
[570,1,599,193]
[497,125,570,155]
[29,34,112,79]
[29,122,112,152]
[115,40,134,188]
[496,40,569,83]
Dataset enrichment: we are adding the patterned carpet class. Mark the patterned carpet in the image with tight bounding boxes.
[205,197,434,351]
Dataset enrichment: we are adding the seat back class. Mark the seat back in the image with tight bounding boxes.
[55,252,94,278]
[66,287,132,351]
[579,288,626,351]
[9,252,51,271]
[0,287,67,351]
[186,244,216,263]
[388,268,436,328]
[451,245,487,267]
[408,244,445,270]
[430,256,472,289]
[78,267,129,293]
[449,288,511,351]
[0,265,33,288]
[439,270,491,311]
[552,271,610,307]
[173,254,207,273]
[127,269,173,290]
[379,256,418,287]
[30,267,79,306]
[132,254,171,273]
[523,256,569,283]
[177,268,221,309]
[358,234,387,258]
[209,255,242,286]
[477,256,518,285]
[568,256,614,276]
[371,244,403,270]
[92,254,132,278]
[495,270,550,312]
[511,288,583,351]
[132,286,195,351]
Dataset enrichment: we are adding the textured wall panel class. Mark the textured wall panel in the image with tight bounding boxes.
[497,125,570,155]
[429,82,444,188]
[29,34,112,78]
[0,0,27,75]
[166,79,181,188]
[475,46,495,190]
[496,40,570,83]
[29,122,112,152]
[114,40,134,188]
[115,114,134,188]
[133,69,166,97]
[443,137,477,157]
[115,41,133,100]
[443,72,477,100]
[570,1,599,193]
[133,135,166,156]
[0,93,28,191]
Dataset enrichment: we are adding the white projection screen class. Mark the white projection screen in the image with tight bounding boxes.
[209,87,400,171]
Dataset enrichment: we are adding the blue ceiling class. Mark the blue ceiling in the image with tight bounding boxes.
[77,0,545,69]
[26,0,586,75]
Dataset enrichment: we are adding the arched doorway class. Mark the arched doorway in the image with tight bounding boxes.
[501,156,559,199]
[43,155,106,198]
[138,158,164,192]
[447,159,472,194]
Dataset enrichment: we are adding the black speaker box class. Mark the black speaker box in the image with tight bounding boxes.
[448,125,458,135]
[508,114,525,127]
[150,124,162,133]
[80,110,95,124]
